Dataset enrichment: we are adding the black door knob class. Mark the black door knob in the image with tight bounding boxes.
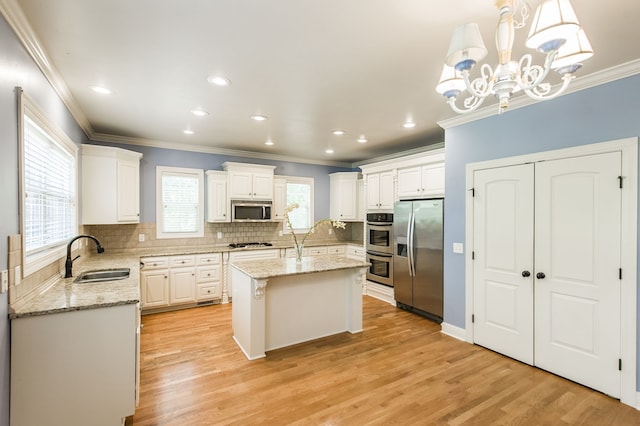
[536,272,546,279]
[522,270,531,277]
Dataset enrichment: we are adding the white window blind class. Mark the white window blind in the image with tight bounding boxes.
[23,115,76,255]
[156,167,204,238]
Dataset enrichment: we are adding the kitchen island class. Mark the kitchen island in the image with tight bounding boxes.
[231,255,369,360]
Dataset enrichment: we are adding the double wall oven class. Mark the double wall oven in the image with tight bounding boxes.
[366,213,393,287]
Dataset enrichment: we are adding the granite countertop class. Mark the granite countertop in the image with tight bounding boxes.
[9,253,141,319]
[231,255,370,280]
[9,241,364,319]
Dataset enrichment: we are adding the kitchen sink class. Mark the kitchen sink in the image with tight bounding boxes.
[74,268,130,283]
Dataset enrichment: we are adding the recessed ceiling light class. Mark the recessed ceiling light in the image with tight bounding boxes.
[250,115,268,121]
[332,130,345,136]
[207,75,231,86]
[357,136,368,143]
[325,148,335,154]
[89,85,112,95]
[265,140,274,146]
[191,109,209,117]
[183,129,194,135]
[403,121,416,128]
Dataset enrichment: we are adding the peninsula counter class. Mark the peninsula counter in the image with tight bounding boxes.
[231,256,369,360]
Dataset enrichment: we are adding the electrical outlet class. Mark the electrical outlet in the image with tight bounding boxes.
[453,243,464,254]
[217,232,222,239]
[278,230,283,237]
[328,228,333,235]
[138,233,145,242]
[1,270,8,293]
[15,266,21,286]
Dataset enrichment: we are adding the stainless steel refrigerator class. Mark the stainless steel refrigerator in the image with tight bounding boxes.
[393,199,443,322]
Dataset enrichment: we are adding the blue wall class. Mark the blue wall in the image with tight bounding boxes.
[0,14,89,426]
[443,73,640,384]
[88,142,356,222]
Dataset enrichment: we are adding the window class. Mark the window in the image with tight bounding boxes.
[156,166,204,239]
[19,91,78,276]
[284,177,314,233]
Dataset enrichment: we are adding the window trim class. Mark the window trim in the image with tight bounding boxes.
[156,166,205,239]
[282,176,314,234]
[19,89,79,277]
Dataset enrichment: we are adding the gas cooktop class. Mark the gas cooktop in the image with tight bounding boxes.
[228,242,274,249]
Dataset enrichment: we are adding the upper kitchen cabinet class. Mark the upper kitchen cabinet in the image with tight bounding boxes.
[223,162,276,200]
[272,177,287,221]
[366,171,395,211]
[81,144,143,225]
[330,172,362,221]
[206,171,230,222]
[397,162,445,199]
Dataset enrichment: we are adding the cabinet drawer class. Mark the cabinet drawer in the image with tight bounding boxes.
[196,253,221,266]
[169,255,196,267]
[141,257,169,270]
[347,246,365,260]
[197,283,221,300]
[327,246,346,255]
[197,266,221,283]
[307,246,328,256]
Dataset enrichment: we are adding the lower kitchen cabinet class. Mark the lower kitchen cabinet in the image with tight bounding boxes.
[140,253,222,312]
[10,303,139,425]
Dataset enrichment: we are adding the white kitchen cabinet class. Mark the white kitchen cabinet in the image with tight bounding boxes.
[169,267,196,305]
[196,253,222,301]
[140,269,169,309]
[206,170,230,222]
[81,144,143,224]
[330,172,362,221]
[397,162,445,199]
[347,245,366,260]
[357,179,365,220]
[10,304,138,425]
[223,162,276,200]
[366,171,395,210]
[273,177,287,221]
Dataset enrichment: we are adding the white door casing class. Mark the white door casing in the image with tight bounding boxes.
[464,137,637,407]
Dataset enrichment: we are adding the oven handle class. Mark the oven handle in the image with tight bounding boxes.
[407,211,415,277]
[366,221,393,226]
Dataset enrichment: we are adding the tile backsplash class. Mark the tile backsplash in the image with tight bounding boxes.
[84,221,363,252]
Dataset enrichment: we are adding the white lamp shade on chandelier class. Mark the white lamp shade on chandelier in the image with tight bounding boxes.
[437,0,593,114]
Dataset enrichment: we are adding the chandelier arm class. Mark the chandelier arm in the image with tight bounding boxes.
[447,94,487,114]
[523,74,574,101]
[516,51,558,91]
[461,65,495,99]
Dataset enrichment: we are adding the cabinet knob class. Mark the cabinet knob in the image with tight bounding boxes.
[536,272,546,279]
[522,270,531,277]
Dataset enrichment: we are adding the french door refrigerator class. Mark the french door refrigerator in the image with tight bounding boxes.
[393,199,444,322]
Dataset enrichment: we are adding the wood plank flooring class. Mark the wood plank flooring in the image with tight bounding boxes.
[132,296,640,425]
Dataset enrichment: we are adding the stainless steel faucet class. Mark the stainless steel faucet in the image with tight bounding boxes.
[64,235,105,278]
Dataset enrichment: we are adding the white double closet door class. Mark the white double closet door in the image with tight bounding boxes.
[473,151,621,397]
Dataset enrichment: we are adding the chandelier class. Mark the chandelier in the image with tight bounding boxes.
[436,0,593,114]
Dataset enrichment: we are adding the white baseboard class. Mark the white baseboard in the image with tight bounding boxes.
[441,322,466,341]
[364,281,396,306]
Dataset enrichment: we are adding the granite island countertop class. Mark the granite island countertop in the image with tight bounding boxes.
[231,255,370,280]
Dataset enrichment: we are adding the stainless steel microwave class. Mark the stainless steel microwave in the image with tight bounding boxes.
[231,200,272,222]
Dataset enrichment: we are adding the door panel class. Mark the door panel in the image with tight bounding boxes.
[534,152,621,397]
[473,164,534,364]
[393,202,412,306]
[412,200,443,318]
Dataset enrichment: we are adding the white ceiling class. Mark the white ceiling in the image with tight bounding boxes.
[7,0,640,165]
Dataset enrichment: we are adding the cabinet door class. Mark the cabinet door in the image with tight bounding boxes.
[273,178,286,220]
[169,268,196,305]
[207,172,229,222]
[421,163,445,197]
[228,171,253,199]
[117,159,140,222]
[378,171,395,209]
[366,173,381,209]
[397,166,422,199]
[252,173,274,199]
[141,270,169,309]
[335,178,357,220]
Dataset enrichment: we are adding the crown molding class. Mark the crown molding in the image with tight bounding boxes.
[354,142,445,168]
[0,0,94,135]
[437,58,640,130]
[90,132,355,168]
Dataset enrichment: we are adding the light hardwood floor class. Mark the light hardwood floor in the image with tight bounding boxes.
[132,296,640,425]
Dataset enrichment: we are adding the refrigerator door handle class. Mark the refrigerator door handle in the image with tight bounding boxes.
[408,211,415,277]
